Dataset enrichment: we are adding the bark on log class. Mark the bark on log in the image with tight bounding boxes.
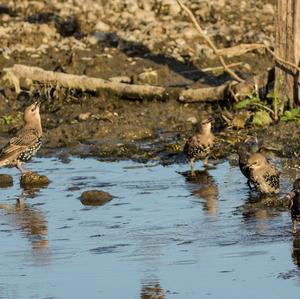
[275,0,300,107]
[2,64,273,104]
[178,84,228,103]
[2,64,168,101]
[232,68,275,98]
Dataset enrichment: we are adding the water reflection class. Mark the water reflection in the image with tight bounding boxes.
[141,281,166,299]
[0,192,48,251]
[182,170,218,216]
[242,193,281,233]
[292,235,300,269]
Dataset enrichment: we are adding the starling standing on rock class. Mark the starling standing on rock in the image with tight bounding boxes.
[288,179,300,233]
[247,153,280,194]
[0,101,42,173]
[184,117,214,174]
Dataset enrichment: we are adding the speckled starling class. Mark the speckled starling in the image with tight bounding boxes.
[236,142,252,187]
[0,102,42,173]
[247,153,280,194]
[288,178,300,233]
[184,117,214,174]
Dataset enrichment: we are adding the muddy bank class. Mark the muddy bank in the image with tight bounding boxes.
[1,0,297,163]
[0,90,299,164]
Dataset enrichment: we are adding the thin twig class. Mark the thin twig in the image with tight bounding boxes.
[265,47,300,73]
[214,43,300,73]
[249,102,275,116]
[176,0,244,83]
[180,62,243,73]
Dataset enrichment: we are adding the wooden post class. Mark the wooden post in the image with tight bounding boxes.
[275,0,300,108]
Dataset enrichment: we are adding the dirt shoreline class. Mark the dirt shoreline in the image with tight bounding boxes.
[1,0,298,163]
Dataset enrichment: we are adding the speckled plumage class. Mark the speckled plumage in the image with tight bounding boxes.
[184,119,214,173]
[247,153,279,194]
[236,142,252,185]
[289,179,300,233]
[0,102,42,173]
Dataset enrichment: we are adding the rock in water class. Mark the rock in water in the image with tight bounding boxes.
[20,172,49,188]
[80,190,113,206]
[0,174,13,187]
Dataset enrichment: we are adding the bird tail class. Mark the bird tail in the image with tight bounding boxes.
[0,159,9,167]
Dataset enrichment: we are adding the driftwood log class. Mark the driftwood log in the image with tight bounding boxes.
[2,64,168,101]
[178,84,228,103]
[1,64,274,103]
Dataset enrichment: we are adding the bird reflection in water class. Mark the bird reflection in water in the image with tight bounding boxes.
[182,170,218,216]
[292,235,300,269]
[0,191,48,251]
[140,281,166,299]
[241,192,281,233]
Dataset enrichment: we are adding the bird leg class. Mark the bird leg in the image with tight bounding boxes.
[292,220,298,234]
[203,157,209,167]
[189,158,195,176]
[16,196,25,209]
[247,179,252,189]
[16,161,28,174]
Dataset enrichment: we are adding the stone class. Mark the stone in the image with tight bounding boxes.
[162,0,181,16]
[91,31,108,43]
[182,27,199,40]
[262,4,275,15]
[94,21,111,32]
[137,69,158,85]
[186,116,198,124]
[20,172,49,188]
[109,76,132,83]
[78,112,92,121]
[80,190,113,206]
[0,174,13,187]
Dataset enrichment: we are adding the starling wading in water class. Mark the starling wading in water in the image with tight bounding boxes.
[0,102,42,173]
[247,153,280,194]
[236,142,252,186]
[184,117,214,174]
[288,178,300,233]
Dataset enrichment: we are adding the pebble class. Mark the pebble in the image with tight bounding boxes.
[0,174,13,187]
[20,172,49,188]
[262,4,275,15]
[78,112,92,121]
[94,21,111,32]
[137,70,158,85]
[80,190,113,206]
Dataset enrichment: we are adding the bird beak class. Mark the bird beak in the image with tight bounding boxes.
[34,98,46,109]
[247,162,255,168]
[202,116,213,124]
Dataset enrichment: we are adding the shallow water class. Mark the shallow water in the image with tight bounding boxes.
[0,157,300,299]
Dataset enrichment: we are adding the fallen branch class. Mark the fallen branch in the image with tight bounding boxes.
[2,64,168,101]
[178,83,229,103]
[231,68,274,98]
[216,43,266,58]
[215,43,300,74]
[180,62,243,74]
[176,0,244,83]
[2,64,274,104]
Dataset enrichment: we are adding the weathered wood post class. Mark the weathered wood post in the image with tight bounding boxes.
[275,0,300,108]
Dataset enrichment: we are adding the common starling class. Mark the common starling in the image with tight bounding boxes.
[236,142,252,187]
[247,153,280,194]
[288,178,300,233]
[0,101,42,173]
[184,117,214,174]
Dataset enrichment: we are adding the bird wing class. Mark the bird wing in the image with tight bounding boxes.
[0,128,40,161]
